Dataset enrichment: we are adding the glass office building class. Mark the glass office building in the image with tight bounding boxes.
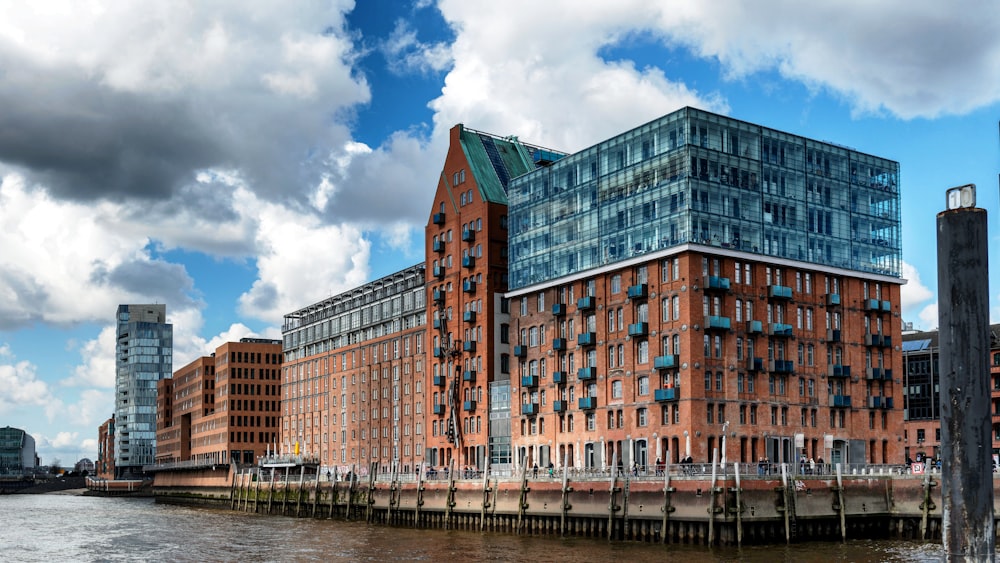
[508,107,900,290]
[114,304,173,478]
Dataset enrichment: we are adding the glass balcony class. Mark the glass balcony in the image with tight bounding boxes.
[866,366,885,380]
[432,212,445,225]
[433,318,443,329]
[433,374,447,387]
[521,375,538,388]
[552,338,567,351]
[884,397,895,409]
[826,328,841,342]
[578,397,597,409]
[577,332,596,346]
[827,364,851,378]
[433,404,445,415]
[868,396,883,409]
[462,255,476,268]
[747,357,764,371]
[577,296,595,310]
[826,293,841,307]
[463,340,477,352]
[432,240,445,252]
[433,266,445,279]
[627,284,648,299]
[463,280,476,293]
[706,316,731,331]
[706,276,731,291]
[746,320,763,334]
[768,285,793,299]
[881,300,892,312]
[463,310,476,323]
[433,289,445,303]
[829,395,852,408]
[863,298,881,311]
[552,371,567,384]
[553,400,567,413]
[627,322,648,337]
[513,345,527,357]
[769,323,793,337]
[521,403,539,416]
[769,359,794,373]
[462,229,475,242]
[654,387,678,401]
[433,347,446,358]
[463,370,477,382]
[463,400,477,411]
[552,303,566,316]
[577,367,596,381]
[654,355,678,369]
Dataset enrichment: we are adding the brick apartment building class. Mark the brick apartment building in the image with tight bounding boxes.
[155,338,282,466]
[280,107,904,474]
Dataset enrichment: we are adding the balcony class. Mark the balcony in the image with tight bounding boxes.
[463,280,476,294]
[433,289,445,303]
[769,323,794,337]
[746,320,763,334]
[829,395,852,408]
[521,403,539,416]
[463,370,477,382]
[578,332,597,346]
[552,371,567,384]
[884,397,895,409]
[432,212,446,225]
[655,387,679,401]
[462,228,475,242]
[463,340,477,352]
[827,364,851,378]
[462,255,476,269]
[627,322,649,337]
[432,239,445,253]
[433,404,445,415]
[654,355,679,370]
[865,332,883,347]
[552,303,567,316]
[868,396,883,409]
[747,357,765,371]
[433,266,445,279]
[552,337,567,351]
[705,316,731,331]
[866,367,885,380]
[577,367,597,381]
[578,397,597,409]
[463,400,477,412]
[627,284,648,299]
[826,293,841,307]
[768,285,793,299]
[769,359,794,373]
[521,375,538,388]
[553,400,567,413]
[433,347,447,358]
[463,310,476,323]
[863,298,881,311]
[577,296,595,310]
[826,329,841,343]
[513,345,527,358]
[433,318,444,329]
[881,300,892,313]
[433,374,447,387]
[706,276,731,291]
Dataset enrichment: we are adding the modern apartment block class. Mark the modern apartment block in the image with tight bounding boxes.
[901,325,1000,463]
[114,304,173,478]
[155,339,282,466]
[505,107,903,469]
[277,107,904,474]
[280,265,427,472]
[96,416,114,479]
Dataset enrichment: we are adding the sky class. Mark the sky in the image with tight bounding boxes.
[1,0,998,467]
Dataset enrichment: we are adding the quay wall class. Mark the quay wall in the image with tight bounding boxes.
[153,465,980,546]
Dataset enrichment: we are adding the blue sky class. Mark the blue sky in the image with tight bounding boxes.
[1,0,998,466]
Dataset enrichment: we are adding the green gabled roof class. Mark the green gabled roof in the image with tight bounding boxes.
[458,126,563,205]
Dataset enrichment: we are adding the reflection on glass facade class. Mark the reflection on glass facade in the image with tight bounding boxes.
[114,304,173,477]
[508,107,900,290]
